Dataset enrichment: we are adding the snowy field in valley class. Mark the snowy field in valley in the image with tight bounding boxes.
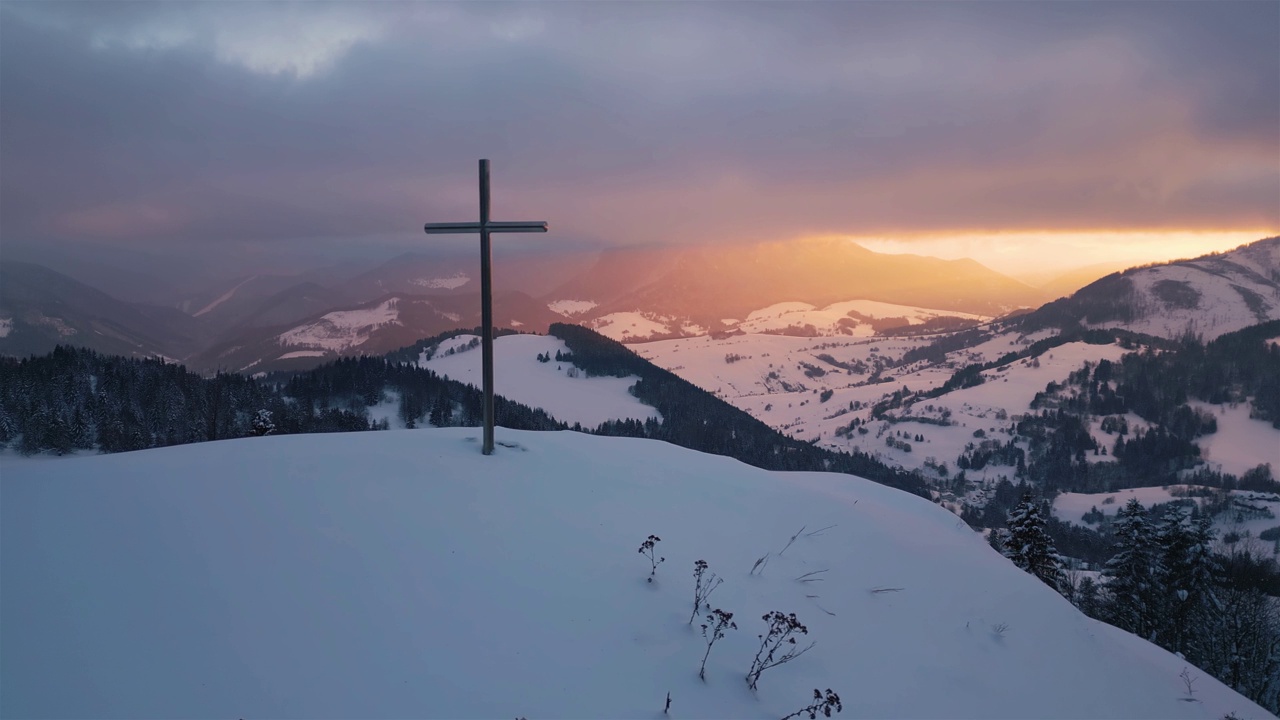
[547,299,598,316]
[1,429,1267,719]
[421,333,659,428]
[1054,485,1280,542]
[589,311,706,341]
[735,300,989,336]
[586,300,989,343]
[1191,401,1280,476]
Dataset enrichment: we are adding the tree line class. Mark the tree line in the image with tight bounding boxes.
[0,345,564,456]
[1,326,931,499]
[997,493,1279,712]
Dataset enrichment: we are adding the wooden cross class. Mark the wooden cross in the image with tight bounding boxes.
[424,159,548,455]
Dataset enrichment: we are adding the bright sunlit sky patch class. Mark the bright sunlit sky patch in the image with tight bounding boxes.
[854,230,1273,278]
[1,1,1276,275]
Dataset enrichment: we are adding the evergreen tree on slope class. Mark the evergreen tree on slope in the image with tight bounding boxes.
[1103,498,1160,640]
[1154,505,1219,664]
[1004,493,1068,593]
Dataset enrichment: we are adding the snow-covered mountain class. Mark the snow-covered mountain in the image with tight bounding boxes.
[1022,237,1280,340]
[627,240,1280,481]
[544,238,1045,341]
[0,261,204,360]
[189,291,563,374]
[2,428,1267,719]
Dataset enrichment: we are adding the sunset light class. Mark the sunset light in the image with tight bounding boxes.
[2,3,1279,717]
[852,230,1278,278]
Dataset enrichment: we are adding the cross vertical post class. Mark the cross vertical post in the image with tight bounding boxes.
[424,159,548,455]
[478,159,494,456]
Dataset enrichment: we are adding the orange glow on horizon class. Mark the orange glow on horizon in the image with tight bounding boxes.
[828,229,1277,280]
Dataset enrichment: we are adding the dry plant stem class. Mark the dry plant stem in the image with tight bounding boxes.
[778,525,806,556]
[750,553,770,576]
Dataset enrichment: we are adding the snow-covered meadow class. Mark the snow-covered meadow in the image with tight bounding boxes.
[421,333,659,428]
[634,330,1134,477]
[1,429,1267,719]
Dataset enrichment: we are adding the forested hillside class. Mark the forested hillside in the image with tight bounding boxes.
[0,327,926,498]
[0,346,563,455]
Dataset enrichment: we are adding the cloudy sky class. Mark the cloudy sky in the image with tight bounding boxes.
[1,1,1276,276]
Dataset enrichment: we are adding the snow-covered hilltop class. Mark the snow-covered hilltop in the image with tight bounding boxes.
[1,429,1266,719]
[1024,237,1280,341]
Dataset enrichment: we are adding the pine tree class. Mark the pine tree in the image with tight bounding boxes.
[1103,498,1160,639]
[1154,506,1220,662]
[1004,493,1067,593]
[251,409,276,437]
[1074,575,1102,618]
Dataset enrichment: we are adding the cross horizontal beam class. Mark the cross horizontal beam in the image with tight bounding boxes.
[424,221,548,234]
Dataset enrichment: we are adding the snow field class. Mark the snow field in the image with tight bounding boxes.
[277,298,401,352]
[1191,401,1280,477]
[637,332,1135,478]
[1,429,1267,719]
[422,333,660,428]
[1054,485,1280,542]
[547,299,599,316]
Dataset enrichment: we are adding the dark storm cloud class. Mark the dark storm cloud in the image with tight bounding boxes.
[0,1,1276,253]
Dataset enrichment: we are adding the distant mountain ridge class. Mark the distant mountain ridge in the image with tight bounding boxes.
[0,262,204,360]
[188,290,564,374]
[4,236,1277,370]
[1019,237,1280,340]
[548,238,1045,329]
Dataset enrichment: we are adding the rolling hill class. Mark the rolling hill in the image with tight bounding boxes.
[1020,237,1280,340]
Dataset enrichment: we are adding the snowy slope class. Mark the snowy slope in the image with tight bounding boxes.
[1026,237,1280,341]
[587,300,985,343]
[589,310,706,341]
[277,297,403,352]
[1,429,1267,719]
[422,333,660,428]
[633,329,1130,477]
[736,300,989,336]
[1192,401,1280,477]
[193,275,258,317]
[547,299,598,316]
[1115,262,1279,339]
[634,320,1278,489]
